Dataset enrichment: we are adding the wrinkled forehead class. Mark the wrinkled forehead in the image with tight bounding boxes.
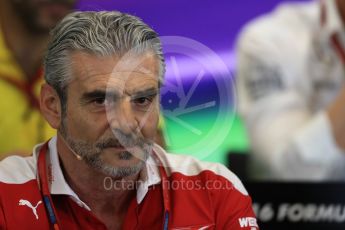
[68,51,160,91]
[70,51,159,77]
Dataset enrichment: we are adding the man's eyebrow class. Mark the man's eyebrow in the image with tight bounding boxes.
[131,87,158,98]
[80,90,120,102]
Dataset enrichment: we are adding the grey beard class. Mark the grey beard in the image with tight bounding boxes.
[89,152,147,178]
[59,123,152,178]
[67,139,151,178]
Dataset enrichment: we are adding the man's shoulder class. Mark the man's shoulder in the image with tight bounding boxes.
[151,146,257,229]
[0,155,37,185]
[238,1,318,50]
[154,145,248,196]
[0,156,46,229]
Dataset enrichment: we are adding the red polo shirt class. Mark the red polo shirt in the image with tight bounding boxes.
[0,137,258,229]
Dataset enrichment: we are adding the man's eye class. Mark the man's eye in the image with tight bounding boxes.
[133,97,153,107]
[92,97,106,105]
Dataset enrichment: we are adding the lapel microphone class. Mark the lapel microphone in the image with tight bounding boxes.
[57,133,83,161]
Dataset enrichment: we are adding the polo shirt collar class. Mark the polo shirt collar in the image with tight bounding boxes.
[48,136,91,210]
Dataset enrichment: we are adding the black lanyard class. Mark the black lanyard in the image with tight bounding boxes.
[37,142,60,230]
[37,141,171,230]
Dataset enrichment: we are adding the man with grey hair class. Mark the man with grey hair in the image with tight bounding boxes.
[0,11,258,229]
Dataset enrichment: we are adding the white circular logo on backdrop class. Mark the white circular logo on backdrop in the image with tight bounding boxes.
[106,36,237,165]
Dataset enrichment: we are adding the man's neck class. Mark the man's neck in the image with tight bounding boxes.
[0,1,49,79]
[56,136,139,229]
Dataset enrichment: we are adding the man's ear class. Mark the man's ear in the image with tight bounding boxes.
[40,83,62,129]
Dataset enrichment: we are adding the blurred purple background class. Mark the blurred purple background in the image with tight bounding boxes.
[77,0,309,71]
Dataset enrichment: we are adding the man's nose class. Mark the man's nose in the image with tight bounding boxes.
[107,98,139,134]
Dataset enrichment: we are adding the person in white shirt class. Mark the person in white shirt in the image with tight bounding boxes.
[236,0,345,181]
